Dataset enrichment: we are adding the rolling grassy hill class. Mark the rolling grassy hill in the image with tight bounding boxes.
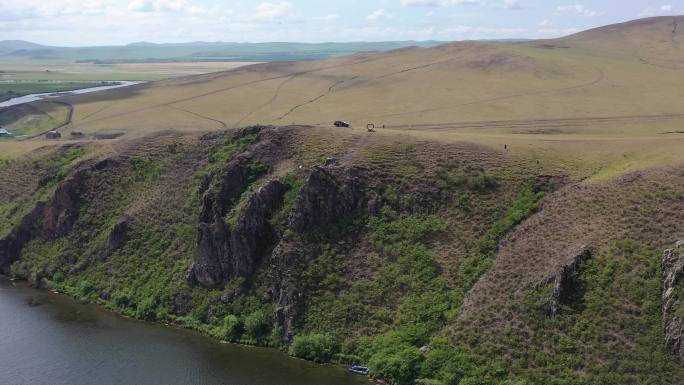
[0,40,445,63]
[24,15,678,180]
[2,16,684,385]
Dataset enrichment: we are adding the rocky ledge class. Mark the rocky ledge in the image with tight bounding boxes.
[663,241,684,362]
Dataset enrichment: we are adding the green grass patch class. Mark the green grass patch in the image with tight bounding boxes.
[513,240,684,384]
[207,133,258,172]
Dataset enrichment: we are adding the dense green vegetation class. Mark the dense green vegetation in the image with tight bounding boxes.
[207,133,258,171]
[285,180,545,385]
[290,333,340,363]
[513,241,679,385]
[0,146,86,238]
[4,129,683,385]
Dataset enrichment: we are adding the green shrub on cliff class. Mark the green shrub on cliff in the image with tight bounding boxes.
[290,333,339,363]
[244,310,272,344]
[222,314,243,341]
[366,341,423,385]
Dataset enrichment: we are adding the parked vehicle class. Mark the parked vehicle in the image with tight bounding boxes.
[348,365,369,376]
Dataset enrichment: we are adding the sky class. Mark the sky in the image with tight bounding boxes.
[0,0,682,46]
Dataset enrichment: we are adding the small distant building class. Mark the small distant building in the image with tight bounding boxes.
[46,131,61,139]
[0,128,13,138]
[334,121,351,128]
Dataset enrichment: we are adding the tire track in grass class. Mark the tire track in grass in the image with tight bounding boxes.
[165,105,227,129]
[76,56,386,128]
[273,76,360,122]
[233,75,298,128]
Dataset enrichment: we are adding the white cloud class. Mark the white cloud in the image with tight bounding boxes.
[638,4,675,17]
[400,0,480,7]
[557,4,598,17]
[539,19,551,27]
[366,9,393,21]
[253,2,292,21]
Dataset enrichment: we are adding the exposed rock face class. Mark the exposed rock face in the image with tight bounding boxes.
[663,242,684,362]
[190,126,297,288]
[106,216,129,254]
[189,129,371,339]
[192,179,286,288]
[289,166,366,232]
[270,166,368,342]
[270,237,304,343]
[539,246,591,316]
[0,158,112,274]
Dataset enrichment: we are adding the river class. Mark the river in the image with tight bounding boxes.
[0,81,144,108]
[0,277,370,385]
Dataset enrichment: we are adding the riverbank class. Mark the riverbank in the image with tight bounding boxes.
[0,275,370,385]
[2,274,371,380]
[0,81,120,103]
[0,80,144,108]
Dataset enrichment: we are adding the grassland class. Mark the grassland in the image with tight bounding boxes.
[0,60,259,81]
[0,61,258,139]
[0,101,71,137]
[4,15,675,180]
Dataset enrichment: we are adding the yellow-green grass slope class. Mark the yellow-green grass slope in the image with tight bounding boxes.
[8,15,677,181]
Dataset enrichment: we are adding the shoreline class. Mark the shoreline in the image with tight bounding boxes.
[0,80,145,108]
[0,274,372,381]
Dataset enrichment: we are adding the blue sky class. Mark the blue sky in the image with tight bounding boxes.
[0,0,681,46]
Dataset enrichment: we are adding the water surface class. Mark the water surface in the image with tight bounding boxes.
[0,278,368,385]
[0,81,144,108]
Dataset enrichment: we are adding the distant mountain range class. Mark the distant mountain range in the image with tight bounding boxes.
[0,40,449,63]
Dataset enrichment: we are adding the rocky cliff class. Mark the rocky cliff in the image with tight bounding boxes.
[0,157,117,274]
[3,126,684,385]
[663,241,684,362]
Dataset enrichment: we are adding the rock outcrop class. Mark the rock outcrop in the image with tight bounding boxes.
[539,246,591,316]
[189,128,372,340]
[191,179,286,288]
[663,241,684,362]
[289,166,367,232]
[106,216,130,254]
[190,127,289,288]
[0,158,113,274]
[270,165,368,342]
[270,236,304,343]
